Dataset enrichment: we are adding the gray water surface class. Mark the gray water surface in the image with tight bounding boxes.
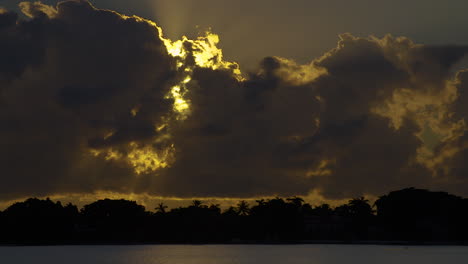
[1,244,467,264]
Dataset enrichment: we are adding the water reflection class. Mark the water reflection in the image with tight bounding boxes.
[0,245,468,264]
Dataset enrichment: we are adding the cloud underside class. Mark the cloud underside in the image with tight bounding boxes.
[1,0,468,201]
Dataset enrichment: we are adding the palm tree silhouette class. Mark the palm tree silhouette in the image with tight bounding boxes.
[192,200,203,208]
[236,200,250,216]
[287,196,305,208]
[348,197,374,216]
[156,203,168,214]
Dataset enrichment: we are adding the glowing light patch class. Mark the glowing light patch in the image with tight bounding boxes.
[90,148,123,161]
[272,57,327,85]
[192,34,223,68]
[103,130,115,140]
[163,31,243,78]
[182,76,191,84]
[171,86,190,113]
[165,84,191,120]
[105,149,123,160]
[164,38,187,59]
[130,105,141,117]
[306,159,335,177]
[156,124,167,132]
[127,142,174,175]
[90,142,174,175]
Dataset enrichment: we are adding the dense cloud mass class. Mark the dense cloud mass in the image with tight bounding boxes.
[1,0,468,202]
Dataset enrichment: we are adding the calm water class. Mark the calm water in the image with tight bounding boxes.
[1,244,467,264]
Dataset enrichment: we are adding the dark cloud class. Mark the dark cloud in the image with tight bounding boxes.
[1,0,468,202]
[0,0,175,200]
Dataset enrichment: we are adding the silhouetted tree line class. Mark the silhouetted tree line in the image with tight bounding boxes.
[1,188,468,245]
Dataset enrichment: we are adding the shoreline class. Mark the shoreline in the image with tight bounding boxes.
[1,240,468,247]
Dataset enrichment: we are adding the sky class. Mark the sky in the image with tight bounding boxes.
[1,0,468,210]
[4,0,468,70]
